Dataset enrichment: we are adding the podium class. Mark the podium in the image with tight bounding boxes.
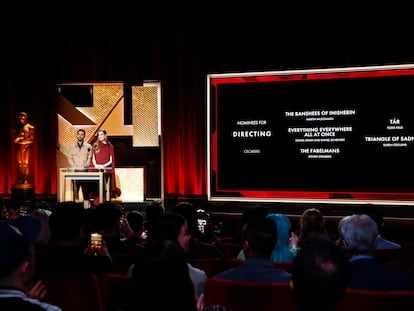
[58,168,111,203]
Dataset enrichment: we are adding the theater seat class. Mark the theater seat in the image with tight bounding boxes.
[375,248,408,271]
[226,258,293,274]
[43,272,104,311]
[188,257,228,277]
[226,258,245,269]
[111,253,141,275]
[204,277,296,311]
[101,273,132,311]
[336,287,414,311]
[273,262,293,273]
[221,242,243,258]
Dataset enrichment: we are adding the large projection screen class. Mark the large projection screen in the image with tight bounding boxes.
[207,64,414,205]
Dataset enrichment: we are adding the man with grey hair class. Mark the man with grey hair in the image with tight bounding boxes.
[338,214,413,290]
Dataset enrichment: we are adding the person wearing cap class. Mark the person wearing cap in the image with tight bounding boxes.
[0,216,61,310]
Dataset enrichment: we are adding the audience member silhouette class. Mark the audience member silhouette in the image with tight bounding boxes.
[359,204,401,249]
[144,199,165,243]
[196,208,220,242]
[235,206,268,260]
[291,237,350,311]
[214,216,292,282]
[338,213,413,290]
[173,201,227,260]
[0,216,61,310]
[30,207,52,251]
[266,213,296,262]
[125,210,146,246]
[290,208,332,249]
[174,201,205,242]
[35,201,113,279]
[126,211,144,235]
[92,201,143,255]
[127,240,199,311]
[128,212,207,299]
[2,199,22,219]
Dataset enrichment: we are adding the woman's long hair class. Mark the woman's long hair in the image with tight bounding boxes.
[128,240,197,311]
[298,208,328,246]
[92,129,110,153]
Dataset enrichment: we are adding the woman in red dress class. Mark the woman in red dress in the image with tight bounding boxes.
[91,129,120,202]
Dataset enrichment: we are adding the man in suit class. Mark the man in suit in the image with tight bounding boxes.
[213,216,292,282]
[359,204,401,249]
[338,214,413,290]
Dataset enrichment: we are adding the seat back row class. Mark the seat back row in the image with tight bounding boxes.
[41,270,414,311]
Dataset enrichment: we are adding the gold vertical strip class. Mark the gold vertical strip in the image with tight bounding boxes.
[132,85,159,147]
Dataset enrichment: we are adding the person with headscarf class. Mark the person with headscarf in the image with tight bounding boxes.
[266,213,296,263]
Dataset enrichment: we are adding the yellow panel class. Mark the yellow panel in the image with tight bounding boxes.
[77,84,126,140]
[132,85,159,147]
[58,83,131,157]
[58,82,160,162]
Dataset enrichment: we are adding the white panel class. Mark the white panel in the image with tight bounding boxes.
[114,167,145,202]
